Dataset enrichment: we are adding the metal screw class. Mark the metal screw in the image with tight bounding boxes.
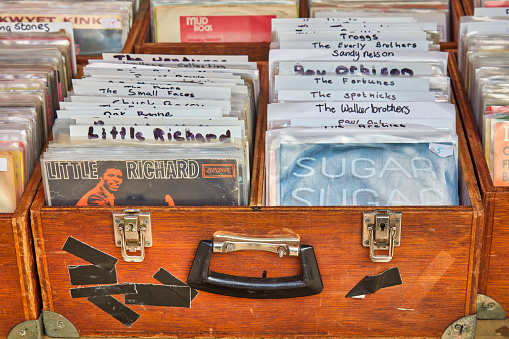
[364,217,371,224]
[454,324,463,332]
[487,303,496,311]
[114,218,121,224]
[364,240,369,246]
[277,246,286,257]
[57,321,65,329]
[394,241,399,246]
[18,329,26,337]
[116,241,121,246]
[226,243,234,252]
[145,241,151,246]
[394,218,400,224]
[143,218,149,224]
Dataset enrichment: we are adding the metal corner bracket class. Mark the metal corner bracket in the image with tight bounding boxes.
[441,314,477,339]
[477,294,507,320]
[42,311,79,338]
[8,315,43,339]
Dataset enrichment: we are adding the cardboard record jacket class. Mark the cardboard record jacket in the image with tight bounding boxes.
[43,158,241,206]
[278,142,458,206]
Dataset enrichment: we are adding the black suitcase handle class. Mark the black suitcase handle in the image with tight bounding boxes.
[187,240,323,299]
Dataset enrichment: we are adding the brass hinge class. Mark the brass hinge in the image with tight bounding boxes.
[7,315,43,339]
[441,315,476,339]
[113,209,152,262]
[477,294,506,320]
[362,209,402,262]
[42,311,79,338]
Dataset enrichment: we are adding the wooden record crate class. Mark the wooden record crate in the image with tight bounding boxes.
[30,57,483,338]
[134,0,464,59]
[0,162,43,338]
[75,0,151,65]
[450,51,509,319]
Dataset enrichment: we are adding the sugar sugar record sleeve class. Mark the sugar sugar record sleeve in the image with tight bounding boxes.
[278,142,459,206]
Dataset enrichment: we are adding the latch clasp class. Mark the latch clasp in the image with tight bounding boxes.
[113,209,152,262]
[362,210,402,262]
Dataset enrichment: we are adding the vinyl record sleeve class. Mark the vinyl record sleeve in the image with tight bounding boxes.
[0,151,17,213]
[277,142,458,206]
[43,158,241,206]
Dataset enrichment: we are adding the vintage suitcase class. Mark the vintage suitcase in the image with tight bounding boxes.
[0,163,42,339]
[30,59,483,338]
[450,51,509,320]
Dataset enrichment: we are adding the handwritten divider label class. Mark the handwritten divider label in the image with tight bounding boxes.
[277,31,428,42]
[69,125,243,143]
[68,96,233,110]
[102,53,249,63]
[267,102,456,123]
[57,107,224,119]
[288,118,454,132]
[277,61,433,77]
[279,40,431,51]
[274,75,430,91]
[276,90,437,102]
[72,84,232,100]
[73,116,241,126]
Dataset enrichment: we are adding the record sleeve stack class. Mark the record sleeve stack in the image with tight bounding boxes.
[471,0,509,7]
[265,17,459,206]
[307,0,452,42]
[0,0,135,56]
[41,53,258,207]
[458,9,509,186]
[0,22,75,213]
[150,0,299,43]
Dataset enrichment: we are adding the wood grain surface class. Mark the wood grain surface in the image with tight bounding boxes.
[0,162,42,337]
[450,51,509,314]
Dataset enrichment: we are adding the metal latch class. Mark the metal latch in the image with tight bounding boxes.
[362,210,402,262]
[212,233,300,257]
[113,209,152,262]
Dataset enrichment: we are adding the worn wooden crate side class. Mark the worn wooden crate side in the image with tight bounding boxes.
[0,216,28,338]
[449,51,498,300]
[0,163,42,337]
[461,0,475,16]
[31,197,476,338]
[487,192,509,307]
[451,0,465,43]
